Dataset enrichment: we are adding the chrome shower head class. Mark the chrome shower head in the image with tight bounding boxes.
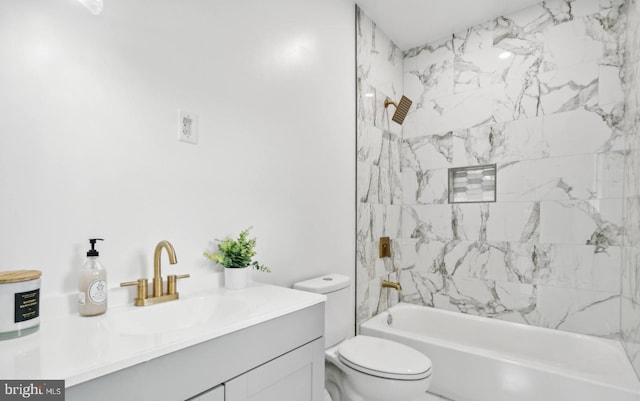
[384,95,412,125]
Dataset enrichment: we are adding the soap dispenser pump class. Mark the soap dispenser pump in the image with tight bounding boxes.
[79,238,107,316]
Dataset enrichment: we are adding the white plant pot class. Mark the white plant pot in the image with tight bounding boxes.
[224,267,248,289]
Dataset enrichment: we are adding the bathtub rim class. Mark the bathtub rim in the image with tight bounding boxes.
[361,302,640,394]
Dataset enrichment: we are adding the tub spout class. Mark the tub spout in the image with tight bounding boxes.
[381,279,402,291]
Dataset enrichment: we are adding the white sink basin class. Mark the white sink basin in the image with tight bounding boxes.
[0,280,326,389]
[103,294,248,336]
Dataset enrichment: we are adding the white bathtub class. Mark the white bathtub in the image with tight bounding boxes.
[360,303,640,401]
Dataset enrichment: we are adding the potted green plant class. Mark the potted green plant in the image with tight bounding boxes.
[204,228,269,289]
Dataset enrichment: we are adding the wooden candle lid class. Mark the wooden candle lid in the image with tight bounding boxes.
[0,270,42,284]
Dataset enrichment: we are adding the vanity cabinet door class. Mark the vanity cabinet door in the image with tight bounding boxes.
[225,339,324,401]
[188,385,224,401]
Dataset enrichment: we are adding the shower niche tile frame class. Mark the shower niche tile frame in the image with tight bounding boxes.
[448,164,497,204]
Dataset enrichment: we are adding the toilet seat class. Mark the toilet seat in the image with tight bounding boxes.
[337,335,432,381]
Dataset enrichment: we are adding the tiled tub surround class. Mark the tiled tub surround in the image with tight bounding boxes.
[621,0,640,378]
[356,0,632,341]
[356,6,404,324]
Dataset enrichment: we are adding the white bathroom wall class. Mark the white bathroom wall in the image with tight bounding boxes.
[0,0,356,298]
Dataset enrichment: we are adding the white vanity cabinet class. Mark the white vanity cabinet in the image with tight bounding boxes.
[225,339,323,401]
[190,339,324,401]
[66,302,325,401]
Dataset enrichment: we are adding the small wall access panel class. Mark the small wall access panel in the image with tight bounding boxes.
[448,164,496,203]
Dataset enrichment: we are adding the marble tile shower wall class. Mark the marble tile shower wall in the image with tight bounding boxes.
[400,0,627,338]
[356,7,404,324]
[355,0,635,339]
[621,0,640,377]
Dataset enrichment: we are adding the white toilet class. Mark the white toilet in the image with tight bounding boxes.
[293,274,432,401]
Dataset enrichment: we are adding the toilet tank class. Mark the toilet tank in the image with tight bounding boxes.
[293,274,351,348]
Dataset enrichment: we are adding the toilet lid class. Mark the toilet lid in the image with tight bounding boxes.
[337,336,432,381]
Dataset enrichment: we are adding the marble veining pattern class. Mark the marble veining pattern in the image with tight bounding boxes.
[399,0,628,339]
[621,0,640,379]
[356,0,633,344]
[356,7,404,322]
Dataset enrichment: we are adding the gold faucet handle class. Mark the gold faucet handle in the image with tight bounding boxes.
[120,278,148,301]
[167,274,190,296]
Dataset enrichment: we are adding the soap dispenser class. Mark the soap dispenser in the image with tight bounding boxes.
[79,238,107,316]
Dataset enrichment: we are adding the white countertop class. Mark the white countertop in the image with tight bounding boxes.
[0,276,325,387]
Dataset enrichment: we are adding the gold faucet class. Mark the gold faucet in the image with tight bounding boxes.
[153,240,176,297]
[381,280,402,291]
[121,240,190,306]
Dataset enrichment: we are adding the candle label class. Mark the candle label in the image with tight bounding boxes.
[14,289,39,323]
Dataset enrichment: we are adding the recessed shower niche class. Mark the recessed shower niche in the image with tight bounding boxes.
[448,164,496,204]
